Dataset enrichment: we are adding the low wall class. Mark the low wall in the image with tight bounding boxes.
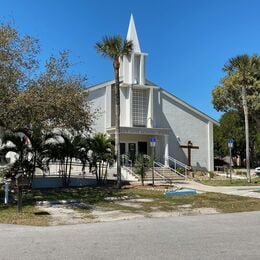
[32,176,97,189]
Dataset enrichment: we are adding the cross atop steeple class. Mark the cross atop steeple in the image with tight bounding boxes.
[126,14,141,53]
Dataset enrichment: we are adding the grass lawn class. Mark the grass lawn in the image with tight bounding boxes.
[1,185,260,226]
[200,177,260,186]
[0,203,49,226]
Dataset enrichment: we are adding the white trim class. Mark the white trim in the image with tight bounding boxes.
[85,79,115,92]
[147,87,153,128]
[129,86,133,127]
[164,135,169,167]
[106,126,170,136]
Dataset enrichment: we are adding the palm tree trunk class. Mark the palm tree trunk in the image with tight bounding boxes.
[32,151,37,181]
[68,157,72,186]
[114,58,121,188]
[63,157,68,186]
[94,167,98,183]
[98,161,102,184]
[103,162,108,183]
[101,161,104,182]
[242,85,251,182]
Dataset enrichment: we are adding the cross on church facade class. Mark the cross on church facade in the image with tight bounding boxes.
[180,140,199,168]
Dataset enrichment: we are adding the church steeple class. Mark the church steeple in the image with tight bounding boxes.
[126,14,141,53]
[120,15,147,85]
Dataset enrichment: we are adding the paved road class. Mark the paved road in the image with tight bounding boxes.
[1,212,260,259]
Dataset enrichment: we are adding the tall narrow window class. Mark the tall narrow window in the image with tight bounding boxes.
[132,88,148,127]
[133,54,140,84]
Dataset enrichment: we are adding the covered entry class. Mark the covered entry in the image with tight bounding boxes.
[120,141,147,161]
[107,126,170,164]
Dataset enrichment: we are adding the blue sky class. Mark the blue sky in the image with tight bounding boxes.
[1,0,260,120]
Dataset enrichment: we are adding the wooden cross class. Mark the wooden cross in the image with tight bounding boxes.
[180,140,199,167]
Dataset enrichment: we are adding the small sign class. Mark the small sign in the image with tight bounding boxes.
[228,139,233,149]
[149,137,156,147]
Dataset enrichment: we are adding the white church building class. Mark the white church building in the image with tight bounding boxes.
[87,15,218,172]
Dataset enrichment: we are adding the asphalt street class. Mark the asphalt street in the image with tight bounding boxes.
[0,211,260,260]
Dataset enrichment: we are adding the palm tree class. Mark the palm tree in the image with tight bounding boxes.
[1,130,29,168]
[0,130,34,184]
[44,132,78,186]
[89,133,114,184]
[72,135,91,175]
[44,131,92,186]
[21,128,46,182]
[223,55,259,182]
[133,154,151,186]
[95,36,133,188]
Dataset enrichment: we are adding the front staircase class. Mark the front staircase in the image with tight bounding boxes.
[121,154,188,184]
[143,168,184,183]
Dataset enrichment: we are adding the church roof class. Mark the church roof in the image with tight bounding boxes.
[86,79,219,125]
[159,87,219,125]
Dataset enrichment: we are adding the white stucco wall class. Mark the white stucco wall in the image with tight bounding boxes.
[120,87,130,126]
[155,90,211,170]
[87,87,106,134]
[105,86,111,129]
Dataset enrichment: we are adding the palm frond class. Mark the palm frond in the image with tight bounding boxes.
[95,35,133,60]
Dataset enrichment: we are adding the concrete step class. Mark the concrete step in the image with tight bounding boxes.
[155,167,185,180]
[144,167,185,182]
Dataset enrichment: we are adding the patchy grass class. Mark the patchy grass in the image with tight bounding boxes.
[1,185,260,225]
[200,177,260,186]
[121,188,260,213]
[0,204,49,226]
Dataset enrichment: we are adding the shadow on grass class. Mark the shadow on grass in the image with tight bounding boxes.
[34,211,51,216]
[24,185,123,205]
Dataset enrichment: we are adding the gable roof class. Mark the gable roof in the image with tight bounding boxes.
[160,88,219,125]
[86,79,219,125]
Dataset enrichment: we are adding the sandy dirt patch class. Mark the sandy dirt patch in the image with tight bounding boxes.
[37,198,219,225]
[36,205,92,225]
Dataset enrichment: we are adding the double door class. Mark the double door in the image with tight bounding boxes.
[120,142,148,162]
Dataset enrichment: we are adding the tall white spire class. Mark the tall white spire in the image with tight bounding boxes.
[120,14,147,85]
[126,14,141,53]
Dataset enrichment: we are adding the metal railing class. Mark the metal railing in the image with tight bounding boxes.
[120,154,133,167]
[120,154,189,182]
[167,156,191,171]
[166,156,191,178]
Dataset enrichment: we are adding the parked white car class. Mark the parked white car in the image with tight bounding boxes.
[255,167,260,175]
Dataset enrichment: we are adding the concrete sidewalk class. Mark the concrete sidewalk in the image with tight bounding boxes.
[174,180,260,199]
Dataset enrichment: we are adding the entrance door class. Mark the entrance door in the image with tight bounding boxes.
[138,142,147,155]
[120,143,126,155]
[120,143,126,166]
[128,143,136,162]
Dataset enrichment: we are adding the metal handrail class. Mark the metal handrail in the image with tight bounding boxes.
[153,161,165,168]
[167,156,191,171]
[122,165,139,179]
[120,154,132,167]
